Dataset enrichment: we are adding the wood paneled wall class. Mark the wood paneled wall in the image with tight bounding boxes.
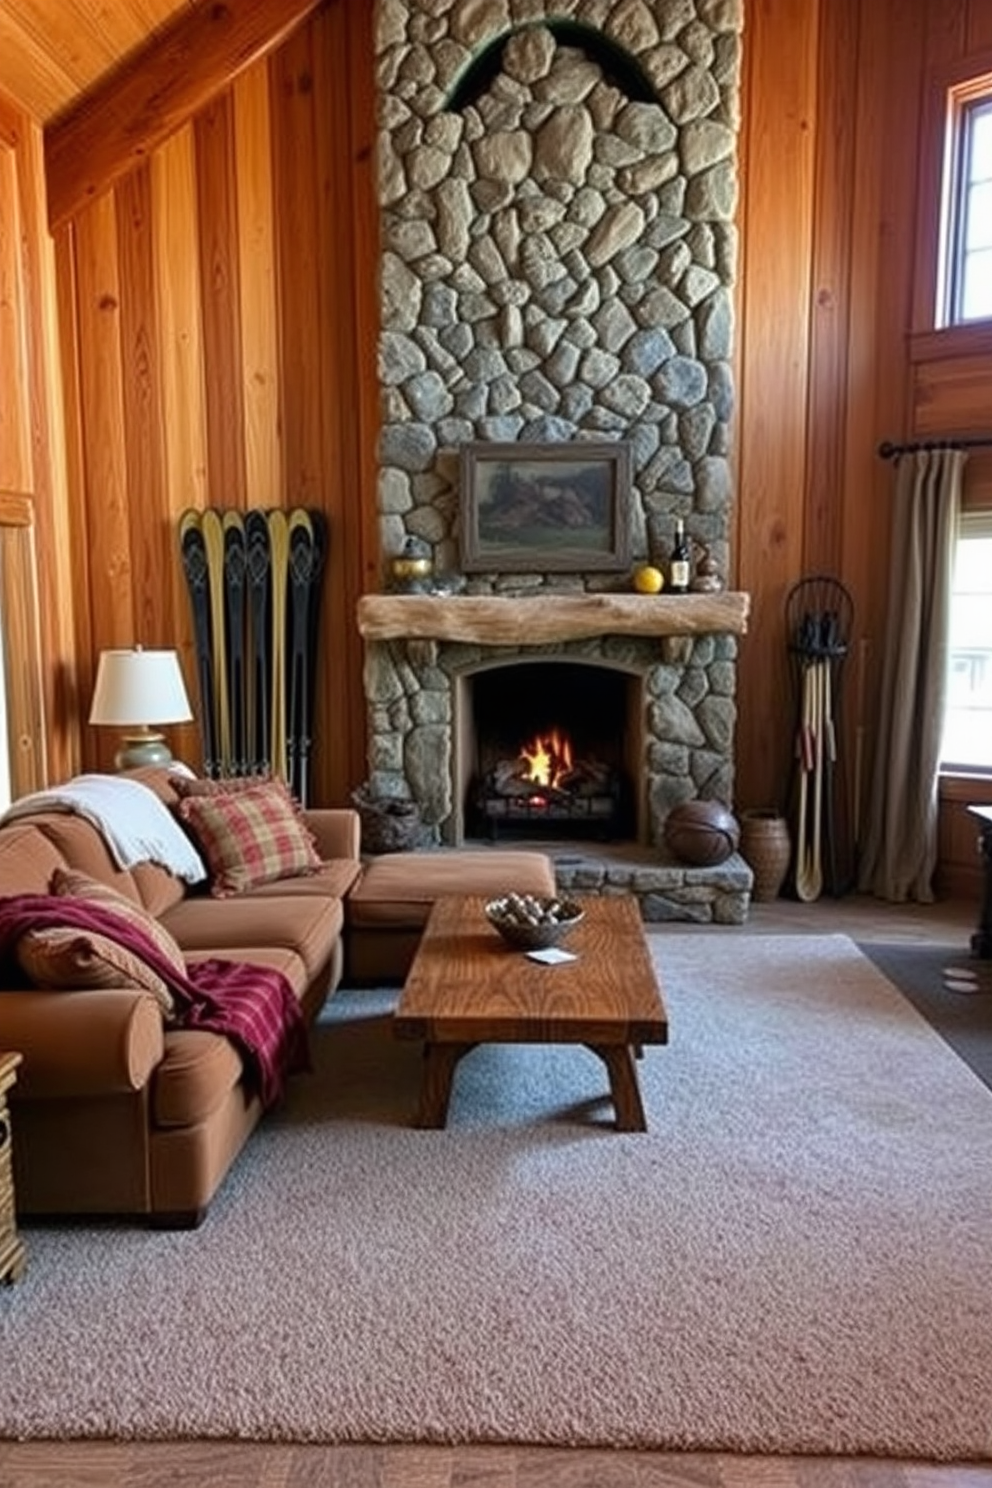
[53,0,379,798]
[734,0,926,858]
[734,0,992,894]
[0,90,76,790]
[4,0,991,892]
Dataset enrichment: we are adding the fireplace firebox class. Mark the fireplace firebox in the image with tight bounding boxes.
[462,660,639,842]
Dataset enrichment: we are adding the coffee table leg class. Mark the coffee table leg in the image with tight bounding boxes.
[589,1043,647,1132]
[415,1042,475,1129]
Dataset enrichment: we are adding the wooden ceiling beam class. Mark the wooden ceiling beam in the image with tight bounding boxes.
[45,0,325,231]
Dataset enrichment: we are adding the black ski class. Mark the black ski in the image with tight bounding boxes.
[201,509,231,775]
[287,509,325,805]
[245,510,272,776]
[179,510,218,776]
[223,511,249,776]
[267,511,291,786]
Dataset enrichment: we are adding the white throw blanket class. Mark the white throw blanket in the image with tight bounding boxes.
[0,774,207,884]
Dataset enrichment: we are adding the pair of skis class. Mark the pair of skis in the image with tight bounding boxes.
[786,576,853,900]
[179,508,327,804]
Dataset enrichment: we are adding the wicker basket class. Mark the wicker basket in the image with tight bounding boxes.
[351,786,423,854]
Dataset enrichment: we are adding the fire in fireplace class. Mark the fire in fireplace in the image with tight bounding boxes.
[463,662,636,842]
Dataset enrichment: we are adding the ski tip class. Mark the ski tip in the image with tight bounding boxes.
[288,509,314,537]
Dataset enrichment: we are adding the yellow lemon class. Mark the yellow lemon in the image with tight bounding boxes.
[633,564,665,595]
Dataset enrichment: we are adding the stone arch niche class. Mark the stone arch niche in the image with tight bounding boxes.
[445,20,659,112]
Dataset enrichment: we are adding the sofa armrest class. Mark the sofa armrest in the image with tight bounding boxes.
[0,990,165,1099]
[303,807,360,862]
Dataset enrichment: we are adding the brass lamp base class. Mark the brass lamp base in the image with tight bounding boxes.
[114,730,174,771]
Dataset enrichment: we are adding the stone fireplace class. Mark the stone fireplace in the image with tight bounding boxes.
[358,592,752,921]
[365,0,751,921]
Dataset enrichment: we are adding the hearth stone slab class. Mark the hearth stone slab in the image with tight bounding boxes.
[462,839,753,925]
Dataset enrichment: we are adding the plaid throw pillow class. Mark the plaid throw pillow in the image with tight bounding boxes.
[176,783,321,898]
[16,927,176,1019]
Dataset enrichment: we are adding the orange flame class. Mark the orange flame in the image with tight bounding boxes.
[519,728,573,789]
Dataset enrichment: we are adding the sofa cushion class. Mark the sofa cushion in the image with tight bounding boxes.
[0,822,67,898]
[161,894,342,984]
[28,812,143,904]
[231,859,362,900]
[51,867,187,979]
[16,926,176,1019]
[183,944,309,999]
[125,861,187,919]
[176,783,321,897]
[125,765,186,808]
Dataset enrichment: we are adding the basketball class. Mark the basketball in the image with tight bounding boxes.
[663,800,740,866]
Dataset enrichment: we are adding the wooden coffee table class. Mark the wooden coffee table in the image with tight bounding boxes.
[393,894,667,1131]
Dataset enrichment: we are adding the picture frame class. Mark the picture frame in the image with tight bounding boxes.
[458,441,633,574]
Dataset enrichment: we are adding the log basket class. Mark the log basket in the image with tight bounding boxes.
[351,785,424,854]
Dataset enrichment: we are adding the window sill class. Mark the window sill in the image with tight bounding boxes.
[939,771,992,803]
[911,322,992,363]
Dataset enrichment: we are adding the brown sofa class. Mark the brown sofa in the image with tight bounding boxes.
[0,768,362,1227]
[0,764,561,1228]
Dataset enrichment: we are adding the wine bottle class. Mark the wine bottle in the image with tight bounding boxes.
[669,518,691,594]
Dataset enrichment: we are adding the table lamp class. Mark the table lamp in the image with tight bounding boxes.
[88,646,193,769]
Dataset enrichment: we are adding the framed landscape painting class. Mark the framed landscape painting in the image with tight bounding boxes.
[458,441,632,573]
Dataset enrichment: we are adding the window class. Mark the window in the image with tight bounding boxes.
[938,78,992,325]
[941,510,992,772]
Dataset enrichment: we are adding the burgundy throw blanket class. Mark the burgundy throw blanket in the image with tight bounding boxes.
[0,895,309,1108]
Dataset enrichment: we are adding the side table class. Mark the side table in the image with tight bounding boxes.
[969,805,992,960]
[0,1052,27,1284]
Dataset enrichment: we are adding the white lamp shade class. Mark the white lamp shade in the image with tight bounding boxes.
[89,648,193,727]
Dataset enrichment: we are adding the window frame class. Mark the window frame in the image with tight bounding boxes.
[935,69,992,330]
[940,507,992,778]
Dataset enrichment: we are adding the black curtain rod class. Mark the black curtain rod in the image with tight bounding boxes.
[878,436,992,459]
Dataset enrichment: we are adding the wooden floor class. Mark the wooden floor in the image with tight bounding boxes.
[2,1440,992,1487]
[2,891,989,1488]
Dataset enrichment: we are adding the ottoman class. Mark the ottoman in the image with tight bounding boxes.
[344,848,557,984]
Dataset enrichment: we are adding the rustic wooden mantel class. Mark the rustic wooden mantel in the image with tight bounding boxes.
[357,591,750,646]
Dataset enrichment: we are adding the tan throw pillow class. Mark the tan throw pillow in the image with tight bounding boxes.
[49,867,187,979]
[170,773,276,799]
[176,782,321,898]
[16,927,176,1019]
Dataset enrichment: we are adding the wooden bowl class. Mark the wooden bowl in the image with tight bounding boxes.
[485,894,584,951]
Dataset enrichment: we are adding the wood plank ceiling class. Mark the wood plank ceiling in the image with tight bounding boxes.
[0,0,198,123]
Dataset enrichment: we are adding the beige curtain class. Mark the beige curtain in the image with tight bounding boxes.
[858,448,966,902]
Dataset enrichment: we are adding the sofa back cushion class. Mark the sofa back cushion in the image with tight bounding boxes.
[0,821,67,897]
[29,812,143,903]
[120,767,192,915]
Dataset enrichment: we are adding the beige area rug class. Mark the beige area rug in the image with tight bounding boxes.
[3,933,992,1459]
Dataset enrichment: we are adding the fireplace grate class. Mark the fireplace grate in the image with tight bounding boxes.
[473,766,626,841]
